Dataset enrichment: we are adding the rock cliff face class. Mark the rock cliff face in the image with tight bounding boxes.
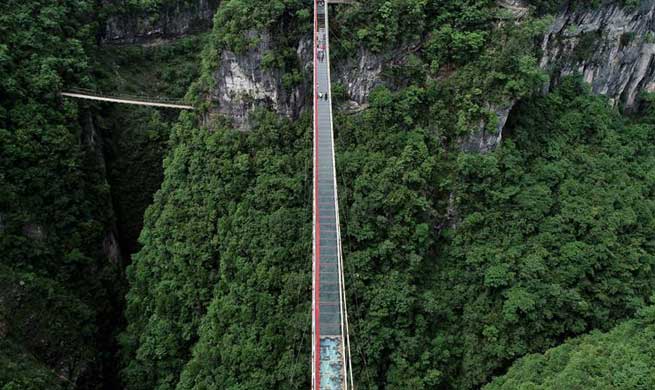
[81,111,123,265]
[209,30,388,130]
[498,0,529,18]
[470,0,655,152]
[210,33,391,129]
[211,2,655,135]
[462,102,516,153]
[334,48,386,107]
[541,1,655,109]
[210,31,310,130]
[102,0,219,44]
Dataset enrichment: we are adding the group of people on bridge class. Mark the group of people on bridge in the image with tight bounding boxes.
[316,7,329,101]
[317,33,326,62]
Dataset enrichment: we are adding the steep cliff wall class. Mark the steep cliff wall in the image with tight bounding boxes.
[209,33,390,130]
[471,0,655,152]
[210,31,309,130]
[102,0,219,44]
[334,47,386,107]
[207,2,655,139]
[462,101,516,153]
[80,110,124,265]
[541,1,655,109]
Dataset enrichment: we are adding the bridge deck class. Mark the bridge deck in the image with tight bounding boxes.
[313,0,351,389]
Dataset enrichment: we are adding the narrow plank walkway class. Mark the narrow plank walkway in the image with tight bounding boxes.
[60,92,194,110]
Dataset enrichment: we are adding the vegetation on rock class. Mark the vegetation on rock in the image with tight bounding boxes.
[3,0,655,389]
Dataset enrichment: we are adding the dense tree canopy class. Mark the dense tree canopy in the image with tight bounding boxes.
[0,266,96,388]
[121,1,555,387]
[3,0,655,389]
[0,0,124,387]
[117,0,655,387]
[485,302,655,389]
[0,339,66,390]
[430,78,655,387]
[94,34,206,257]
[120,110,313,389]
[122,76,655,389]
[0,1,204,388]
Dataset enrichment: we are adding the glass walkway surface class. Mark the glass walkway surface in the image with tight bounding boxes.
[312,1,352,389]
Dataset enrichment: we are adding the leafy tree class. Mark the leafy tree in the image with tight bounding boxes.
[120,1,558,388]
[92,34,207,259]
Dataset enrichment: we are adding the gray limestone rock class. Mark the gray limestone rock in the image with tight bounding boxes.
[209,29,388,130]
[471,0,655,153]
[498,0,530,18]
[102,0,219,44]
[462,102,515,153]
[333,48,386,107]
[541,1,655,109]
[103,231,122,265]
[210,31,309,131]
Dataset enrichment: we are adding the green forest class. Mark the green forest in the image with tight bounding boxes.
[2,0,655,389]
